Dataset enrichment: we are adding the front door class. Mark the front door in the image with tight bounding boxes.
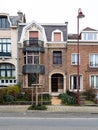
[51,74,63,92]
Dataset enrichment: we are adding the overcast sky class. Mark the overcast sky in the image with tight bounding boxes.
[0,0,98,33]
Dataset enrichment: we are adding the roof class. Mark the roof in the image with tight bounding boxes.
[82,27,97,31]
[42,24,67,41]
[9,16,18,26]
[18,22,68,42]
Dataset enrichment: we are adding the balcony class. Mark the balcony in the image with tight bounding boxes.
[22,64,45,74]
[23,40,45,52]
[0,52,11,57]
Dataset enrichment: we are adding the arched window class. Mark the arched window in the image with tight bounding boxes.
[0,63,15,77]
[0,16,10,28]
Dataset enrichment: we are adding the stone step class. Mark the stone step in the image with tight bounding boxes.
[51,96,61,105]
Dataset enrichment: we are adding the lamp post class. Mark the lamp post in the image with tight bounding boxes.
[77,8,85,105]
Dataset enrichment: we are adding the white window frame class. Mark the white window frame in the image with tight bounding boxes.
[71,53,80,65]
[89,53,98,67]
[90,75,98,89]
[82,32,98,40]
[70,75,83,91]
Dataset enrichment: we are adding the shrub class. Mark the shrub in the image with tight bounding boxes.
[59,93,77,105]
[28,105,47,110]
[0,88,7,103]
[7,85,20,100]
[82,88,96,101]
[4,94,14,102]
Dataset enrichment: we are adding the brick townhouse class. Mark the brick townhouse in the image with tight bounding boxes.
[67,27,98,93]
[18,21,68,95]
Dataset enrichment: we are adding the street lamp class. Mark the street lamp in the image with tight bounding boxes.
[77,8,85,105]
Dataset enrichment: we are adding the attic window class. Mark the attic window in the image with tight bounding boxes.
[52,30,63,42]
[0,16,10,29]
[82,32,97,40]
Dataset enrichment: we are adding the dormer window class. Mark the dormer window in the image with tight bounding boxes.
[0,16,10,29]
[82,32,98,40]
[52,29,63,42]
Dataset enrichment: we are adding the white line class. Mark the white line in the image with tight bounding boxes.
[0,117,98,120]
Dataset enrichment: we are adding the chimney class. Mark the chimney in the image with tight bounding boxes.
[17,11,24,23]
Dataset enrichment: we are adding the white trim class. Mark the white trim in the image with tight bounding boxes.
[52,29,63,42]
[89,74,98,89]
[71,53,80,65]
[69,74,83,91]
[0,13,12,27]
[20,21,47,45]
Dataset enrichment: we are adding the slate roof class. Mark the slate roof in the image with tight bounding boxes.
[18,23,68,42]
[42,24,67,41]
[9,16,18,26]
[18,24,25,41]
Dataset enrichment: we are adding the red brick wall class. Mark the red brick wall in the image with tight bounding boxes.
[67,43,98,91]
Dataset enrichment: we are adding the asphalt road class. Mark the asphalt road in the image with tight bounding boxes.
[0,111,98,118]
[0,116,98,130]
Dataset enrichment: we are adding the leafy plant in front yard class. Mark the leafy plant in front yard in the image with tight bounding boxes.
[58,93,77,105]
[28,105,47,110]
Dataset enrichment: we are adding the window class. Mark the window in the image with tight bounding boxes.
[71,53,79,65]
[0,16,10,28]
[82,32,97,40]
[52,29,63,42]
[90,54,98,67]
[54,32,61,41]
[0,38,11,56]
[90,75,98,89]
[70,75,82,90]
[0,63,15,77]
[29,31,38,46]
[24,52,39,64]
[28,73,39,86]
[53,51,62,64]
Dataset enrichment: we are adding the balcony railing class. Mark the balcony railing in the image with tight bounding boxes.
[23,40,44,47]
[0,52,11,57]
[22,64,45,74]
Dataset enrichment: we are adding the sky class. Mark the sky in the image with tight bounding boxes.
[0,0,98,33]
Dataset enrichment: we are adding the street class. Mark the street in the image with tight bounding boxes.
[0,112,98,130]
[0,116,98,130]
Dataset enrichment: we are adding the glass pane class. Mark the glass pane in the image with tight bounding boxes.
[6,64,11,69]
[90,54,93,66]
[7,44,11,52]
[0,65,5,69]
[7,39,11,43]
[72,54,75,64]
[0,44,1,52]
[1,70,5,77]
[28,56,32,64]
[12,70,15,77]
[2,18,6,28]
[3,44,6,52]
[95,55,98,66]
[96,76,98,88]
[34,56,39,64]
[91,76,94,88]
[7,70,11,77]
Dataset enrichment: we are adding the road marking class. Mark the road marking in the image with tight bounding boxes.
[0,117,98,120]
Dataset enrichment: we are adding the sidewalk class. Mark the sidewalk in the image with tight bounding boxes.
[0,105,98,113]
